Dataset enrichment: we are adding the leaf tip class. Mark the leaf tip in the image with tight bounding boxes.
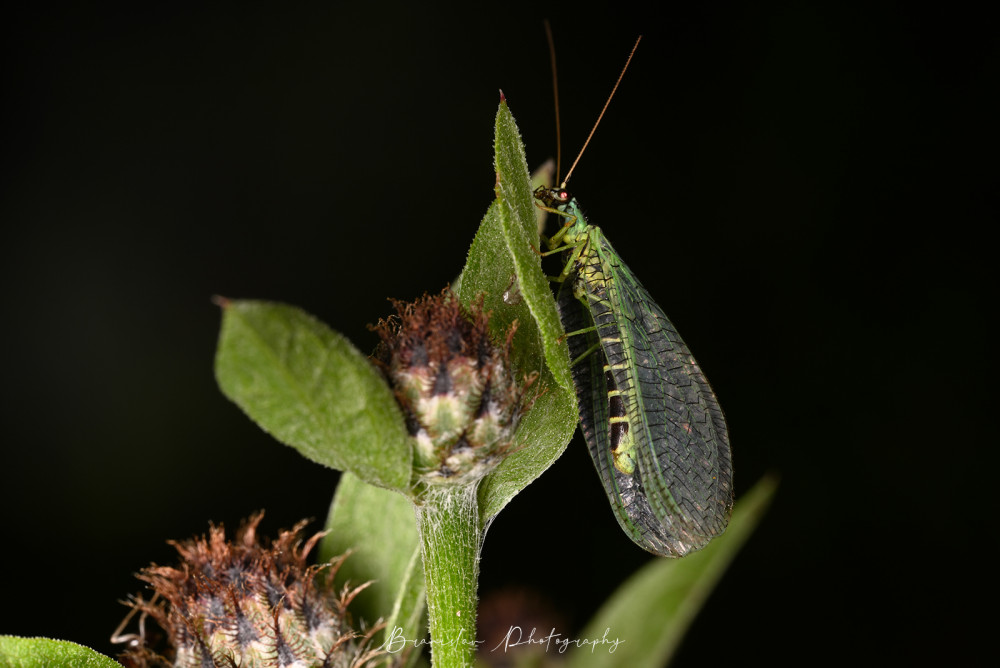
[211,294,231,309]
[499,88,506,103]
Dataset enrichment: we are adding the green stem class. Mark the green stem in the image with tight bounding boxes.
[414,484,482,668]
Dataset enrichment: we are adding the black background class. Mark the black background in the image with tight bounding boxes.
[2,3,994,666]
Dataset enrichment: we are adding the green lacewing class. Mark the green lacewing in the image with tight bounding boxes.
[537,34,733,557]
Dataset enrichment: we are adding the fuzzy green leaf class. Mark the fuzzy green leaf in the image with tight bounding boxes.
[0,637,122,667]
[458,101,577,522]
[568,475,779,668]
[215,300,411,491]
[491,100,573,393]
[321,473,425,667]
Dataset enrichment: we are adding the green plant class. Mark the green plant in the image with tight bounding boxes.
[0,100,774,668]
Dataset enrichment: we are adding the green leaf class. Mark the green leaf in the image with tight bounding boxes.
[458,101,577,522]
[215,300,411,491]
[491,100,573,394]
[0,637,122,667]
[321,472,425,667]
[475,374,576,521]
[568,475,779,668]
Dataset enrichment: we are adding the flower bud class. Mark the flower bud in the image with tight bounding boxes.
[371,289,535,486]
[115,514,387,668]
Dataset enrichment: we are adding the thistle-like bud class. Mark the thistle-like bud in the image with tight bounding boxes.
[115,514,387,668]
[371,289,536,486]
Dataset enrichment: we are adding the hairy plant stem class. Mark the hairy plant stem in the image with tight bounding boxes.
[414,484,483,668]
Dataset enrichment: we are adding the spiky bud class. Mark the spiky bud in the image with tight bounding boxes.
[115,514,387,668]
[371,289,536,486]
